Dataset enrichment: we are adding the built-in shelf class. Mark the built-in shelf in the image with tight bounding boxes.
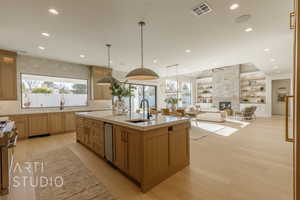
[196,77,213,103]
[240,73,266,104]
[240,102,266,104]
[241,77,266,81]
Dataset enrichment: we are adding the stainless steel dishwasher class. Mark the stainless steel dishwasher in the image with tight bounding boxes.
[104,123,113,163]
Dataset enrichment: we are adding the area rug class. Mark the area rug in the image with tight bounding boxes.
[31,147,117,200]
[190,120,212,140]
[190,120,239,137]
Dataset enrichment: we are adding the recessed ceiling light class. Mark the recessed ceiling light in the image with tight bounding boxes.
[230,4,239,10]
[48,8,59,15]
[41,32,50,37]
[264,48,270,52]
[245,27,253,32]
[153,59,158,63]
[80,54,85,58]
[185,49,191,53]
[270,58,275,62]
[38,46,45,50]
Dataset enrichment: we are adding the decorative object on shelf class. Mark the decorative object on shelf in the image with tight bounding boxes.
[97,44,119,85]
[164,97,180,112]
[126,21,159,80]
[110,81,135,115]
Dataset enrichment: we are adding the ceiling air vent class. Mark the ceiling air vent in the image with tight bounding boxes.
[192,2,212,16]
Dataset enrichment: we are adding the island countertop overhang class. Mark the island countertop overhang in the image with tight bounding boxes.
[75,111,190,131]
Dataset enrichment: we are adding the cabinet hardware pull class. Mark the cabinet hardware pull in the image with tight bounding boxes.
[290,12,295,30]
[285,96,294,142]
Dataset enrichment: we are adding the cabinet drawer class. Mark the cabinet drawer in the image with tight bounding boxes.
[92,120,103,127]
[85,119,93,127]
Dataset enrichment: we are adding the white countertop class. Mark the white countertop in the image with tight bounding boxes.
[76,111,190,131]
[0,108,112,116]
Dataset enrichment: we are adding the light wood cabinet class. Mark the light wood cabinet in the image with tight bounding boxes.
[91,66,112,100]
[168,124,190,172]
[0,50,17,100]
[9,115,28,140]
[113,125,141,181]
[64,112,76,132]
[76,117,105,157]
[113,125,127,171]
[48,113,65,134]
[91,121,104,157]
[28,114,48,136]
[76,116,190,192]
[76,117,84,143]
[126,128,142,181]
[8,112,78,139]
[143,127,169,188]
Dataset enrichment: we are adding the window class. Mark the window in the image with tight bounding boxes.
[181,81,192,107]
[165,79,192,108]
[21,74,88,108]
[113,83,157,113]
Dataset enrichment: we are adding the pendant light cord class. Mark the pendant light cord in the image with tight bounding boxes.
[139,21,145,69]
[106,44,111,69]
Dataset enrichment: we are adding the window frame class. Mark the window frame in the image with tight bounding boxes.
[112,82,157,112]
[165,79,193,108]
[20,73,89,109]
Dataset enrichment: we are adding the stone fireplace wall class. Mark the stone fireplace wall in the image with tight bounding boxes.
[212,65,240,111]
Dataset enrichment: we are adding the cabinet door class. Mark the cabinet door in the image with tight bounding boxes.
[169,124,189,171]
[92,123,104,157]
[92,66,112,100]
[64,112,76,132]
[76,127,84,143]
[28,114,48,136]
[84,127,92,147]
[143,128,169,185]
[84,119,93,148]
[113,126,126,171]
[127,129,142,181]
[9,115,28,140]
[0,52,17,100]
[48,113,65,134]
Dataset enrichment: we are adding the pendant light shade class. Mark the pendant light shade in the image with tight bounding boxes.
[126,21,159,80]
[97,44,119,85]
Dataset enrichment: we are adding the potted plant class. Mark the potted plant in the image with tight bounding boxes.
[110,81,135,115]
[164,97,180,112]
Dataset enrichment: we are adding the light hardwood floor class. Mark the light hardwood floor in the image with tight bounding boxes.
[4,116,293,200]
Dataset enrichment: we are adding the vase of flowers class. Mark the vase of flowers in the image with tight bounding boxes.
[110,81,135,115]
[164,97,180,112]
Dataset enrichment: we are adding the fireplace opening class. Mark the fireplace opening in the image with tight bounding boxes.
[219,101,231,111]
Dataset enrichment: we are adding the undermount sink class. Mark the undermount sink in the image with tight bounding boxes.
[126,119,151,123]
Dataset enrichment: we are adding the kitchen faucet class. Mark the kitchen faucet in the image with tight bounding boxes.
[140,98,152,120]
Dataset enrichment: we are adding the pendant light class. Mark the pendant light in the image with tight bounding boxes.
[126,21,159,80]
[97,44,119,85]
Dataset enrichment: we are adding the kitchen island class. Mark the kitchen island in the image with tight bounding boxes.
[76,111,190,192]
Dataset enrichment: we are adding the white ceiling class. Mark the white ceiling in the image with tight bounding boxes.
[0,0,294,77]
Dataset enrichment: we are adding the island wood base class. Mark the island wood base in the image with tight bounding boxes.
[76,116,190,192]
